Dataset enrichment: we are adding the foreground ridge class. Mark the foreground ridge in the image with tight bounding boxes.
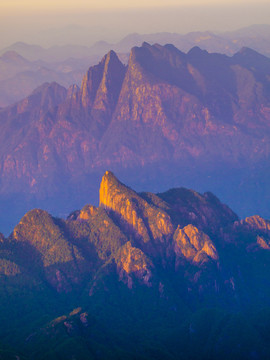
[0,171,270,358]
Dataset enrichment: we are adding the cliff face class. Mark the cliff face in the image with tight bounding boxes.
[0,43,270,205]
[79,50,126,137]
[116,241,153,288]
[1,170,270,299]
[96,171,269,299]
[239,215,270,233]
[1,171,270,359]
[173,224,218,265]
[99,171,174,246]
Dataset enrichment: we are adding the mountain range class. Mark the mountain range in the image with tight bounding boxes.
[1,171,270,359]
[2,24,270,61]
[1,24,270,108]
[0,50,102,107]
[93,24,270,58]
[0,42,270,234]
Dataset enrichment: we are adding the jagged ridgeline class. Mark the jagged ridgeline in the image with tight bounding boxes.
[1,43,270,236]
[1,171,270,359]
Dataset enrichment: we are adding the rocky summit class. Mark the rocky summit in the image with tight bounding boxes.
[1,172,270,359]
[1,44,270,234]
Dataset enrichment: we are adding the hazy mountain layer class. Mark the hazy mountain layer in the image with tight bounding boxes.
[2,23,270,106]
[0,50,103,107]
[2,24,270,61]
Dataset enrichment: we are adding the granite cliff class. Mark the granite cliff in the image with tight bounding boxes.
[1,172,270,359]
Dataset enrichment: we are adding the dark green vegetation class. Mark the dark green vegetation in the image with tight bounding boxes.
[0,171,270,359]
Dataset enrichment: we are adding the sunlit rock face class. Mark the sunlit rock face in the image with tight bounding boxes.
[116,241,153,288]
[2,168,270,360]
[78,205,98,220]
[99,171,174,246]
[173,224,218,265]
[4,170,232,297]
[257,235,270,250]
[2,169,270,317]
[232,215,270,251]
[239,215,270,233]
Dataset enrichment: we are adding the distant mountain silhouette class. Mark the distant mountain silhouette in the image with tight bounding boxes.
[0,50,101,107]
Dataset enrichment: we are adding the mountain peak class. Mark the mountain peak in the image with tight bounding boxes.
[233,46,269,60]
[99,171,174,245]
[142,41,152,48]
[99,49,121,68]
[0,50,28,64]
[91,51,125,133]
[188,46,208,57]
[31,81,66,96]
[67,84,80,99]
[102,170,118,183]
[80,49,125,111]
[232,46,270,72]
[105,49,119,61]
[18,81,67,113]
[98,50,125,88]
[99,171,127,208]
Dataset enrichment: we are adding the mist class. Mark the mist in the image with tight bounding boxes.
[1,3,270,49]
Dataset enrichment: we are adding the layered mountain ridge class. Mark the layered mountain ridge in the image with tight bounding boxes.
[1,43,270,234]
[1,172,270,359]
[1,171,269,299]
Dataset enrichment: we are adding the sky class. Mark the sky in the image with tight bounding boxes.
[1,0,270,49]
[1,0,268,11]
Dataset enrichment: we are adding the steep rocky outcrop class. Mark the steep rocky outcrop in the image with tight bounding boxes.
[173,224,218,265]
[239,215,270,233]
[99,171,174,246]
[257,235,270,250]
[68,50,125,136]
[231,215,270,252]
[92,51,126,114]
[0,43,270,248]
[1,171,270,360]
[116,241,153,288]
[1,170,268,301]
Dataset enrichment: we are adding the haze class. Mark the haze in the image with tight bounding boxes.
[1,0,270,49]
